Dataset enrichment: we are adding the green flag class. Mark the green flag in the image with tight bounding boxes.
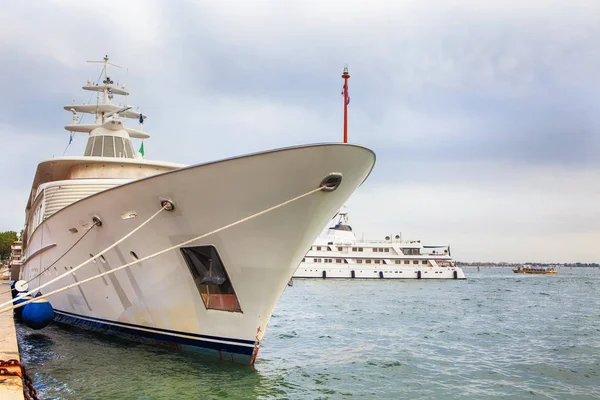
[139,141,145,157]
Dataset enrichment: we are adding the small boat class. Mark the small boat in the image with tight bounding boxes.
[512,265,558,275]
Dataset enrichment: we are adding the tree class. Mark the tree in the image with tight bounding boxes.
[0,231,18,261]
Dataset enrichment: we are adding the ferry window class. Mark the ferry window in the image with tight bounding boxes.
[352,247,357,251]
[395,260,401,264]
[337,247,343,251]
[374,248,378,252]
[336,259,342,263]
[366,260,372,264]
[316,246,322,251]
[374,260,380,264]
[358,248,364,252]
[401,248,420,255]
[384,248,389,252]
[180,246,241,313]
[413,260,419,264]
[422,260,428,265]
[404,260,410,264]
[357,260,363,264]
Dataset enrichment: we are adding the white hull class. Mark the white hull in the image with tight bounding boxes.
[21,144,375,364]
[294,264,466,279]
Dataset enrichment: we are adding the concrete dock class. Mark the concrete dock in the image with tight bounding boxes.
[0,282,23,400]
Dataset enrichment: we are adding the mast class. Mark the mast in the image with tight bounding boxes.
[342,65,350,143]
[63,56,150,159]
[64,55,150,140]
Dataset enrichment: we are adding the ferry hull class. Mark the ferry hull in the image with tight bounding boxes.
[294,265,466,279]
[21,144,375,364]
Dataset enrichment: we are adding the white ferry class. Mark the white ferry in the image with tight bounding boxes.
[293,211,465,279]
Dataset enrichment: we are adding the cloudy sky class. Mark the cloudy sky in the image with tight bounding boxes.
[1,0,599,262]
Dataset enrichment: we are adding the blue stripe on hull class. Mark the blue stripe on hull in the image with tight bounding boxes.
[53,310,257,365]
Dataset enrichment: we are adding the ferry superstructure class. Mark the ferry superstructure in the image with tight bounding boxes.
[17,57,376,364]
[293,212,465,279]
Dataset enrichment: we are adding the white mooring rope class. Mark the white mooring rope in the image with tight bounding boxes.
[0,205,169,311]
[2,185,325,314]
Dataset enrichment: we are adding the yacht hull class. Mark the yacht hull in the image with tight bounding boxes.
[21,144,375,364]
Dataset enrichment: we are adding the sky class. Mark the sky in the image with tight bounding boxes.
[0,0,599,263]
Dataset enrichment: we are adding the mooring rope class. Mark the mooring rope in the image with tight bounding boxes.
[0,204,169,311]
[0,222,98,297]
[2,185,325,314]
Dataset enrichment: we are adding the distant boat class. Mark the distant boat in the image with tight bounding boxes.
[512,265,558,275]
[293,211,465,279]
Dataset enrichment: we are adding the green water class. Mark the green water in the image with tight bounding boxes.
[17,268,600,399]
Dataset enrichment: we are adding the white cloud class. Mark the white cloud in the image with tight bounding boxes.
[0,0,599,263]
[345,163,600,262]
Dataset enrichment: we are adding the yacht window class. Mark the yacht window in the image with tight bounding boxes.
[374,248,378,252]
[374,260,380,264]
[84,138,94,156]
[384,248,389,252]
[180,246,241,312]
[366,260,372,264]
[337,247,343,251]
[357,260,363,264]
[316,246,322,251]
[413,260,419,264]
[404,260,410,264]
[358,248,364,252]
[395,260,401,264]
[92,136,103,156]
[352,247,357,251]
[123,139,132,158]
[422,260,428,265]
[115,136,125,157]
[336,259,342,263]
[103,135,115,156]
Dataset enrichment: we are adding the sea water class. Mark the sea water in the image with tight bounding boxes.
[16,267,600,399]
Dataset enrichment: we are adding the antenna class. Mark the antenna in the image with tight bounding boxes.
[105,106,132,118]
[86,55,122,69]
[87,55,122,83]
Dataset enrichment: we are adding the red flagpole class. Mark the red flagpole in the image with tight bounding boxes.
[342,65,350,143]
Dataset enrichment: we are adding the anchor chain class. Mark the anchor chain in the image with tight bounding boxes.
[0,359,40,400]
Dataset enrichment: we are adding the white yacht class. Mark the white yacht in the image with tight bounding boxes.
[17,56,376,364]
[293,211,465,279]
